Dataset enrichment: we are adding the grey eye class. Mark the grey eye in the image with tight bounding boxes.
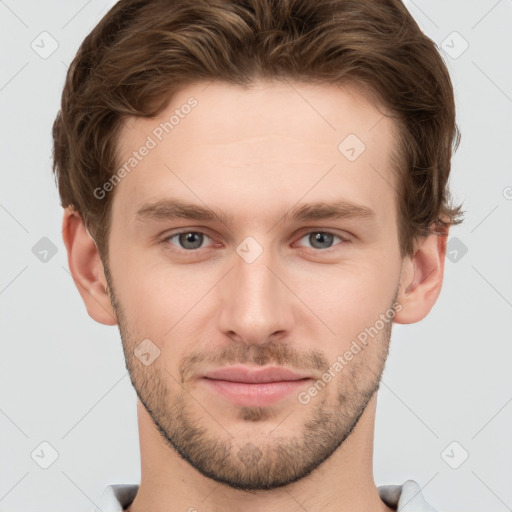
[298,232,341,250]
[176,232,206,250]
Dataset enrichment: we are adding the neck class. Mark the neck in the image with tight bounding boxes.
[126,393,394,512]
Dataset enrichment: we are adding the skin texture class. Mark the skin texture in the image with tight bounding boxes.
[63,81,448,512]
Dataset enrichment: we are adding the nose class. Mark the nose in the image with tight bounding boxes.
[217,243,296,346]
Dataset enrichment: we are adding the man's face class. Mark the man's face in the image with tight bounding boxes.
[105,81,404,490]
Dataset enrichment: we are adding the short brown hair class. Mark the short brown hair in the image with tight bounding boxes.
[52,0,463,262]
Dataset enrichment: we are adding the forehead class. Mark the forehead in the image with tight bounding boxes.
[112,80,399,227]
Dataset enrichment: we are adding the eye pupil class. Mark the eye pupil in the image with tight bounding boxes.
[309,232,334,249]
[179,232,203,250]
[171,231,339,253]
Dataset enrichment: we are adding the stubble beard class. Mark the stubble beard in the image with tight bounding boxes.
[105,265,394,491]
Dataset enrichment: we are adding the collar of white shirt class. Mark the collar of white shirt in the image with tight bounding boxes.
[93,479,438,512]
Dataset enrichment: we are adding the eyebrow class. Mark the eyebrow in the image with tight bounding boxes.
[134,198,376,226]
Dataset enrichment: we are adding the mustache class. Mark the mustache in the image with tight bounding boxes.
[179,340,330,383]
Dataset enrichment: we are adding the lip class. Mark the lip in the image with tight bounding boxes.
[201,365,312,407]
[203,365,310,383]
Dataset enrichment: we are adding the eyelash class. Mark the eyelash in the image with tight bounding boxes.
[160,229,350,256]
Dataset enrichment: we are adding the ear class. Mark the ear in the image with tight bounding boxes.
[394,224,449,324]
[61,207,118,326]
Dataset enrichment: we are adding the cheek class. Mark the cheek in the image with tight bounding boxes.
[112,250,220,355]
[109,224,401,361]
[108,247,176,337]
[292,257,399,342]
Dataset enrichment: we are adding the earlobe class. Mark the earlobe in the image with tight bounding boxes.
[62,207,118,326]
[394,225,449,325]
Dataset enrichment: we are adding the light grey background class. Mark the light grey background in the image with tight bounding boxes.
[1,1,511,511]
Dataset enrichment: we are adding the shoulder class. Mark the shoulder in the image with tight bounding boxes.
[92,484,139,512]
[378,479,439,512]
